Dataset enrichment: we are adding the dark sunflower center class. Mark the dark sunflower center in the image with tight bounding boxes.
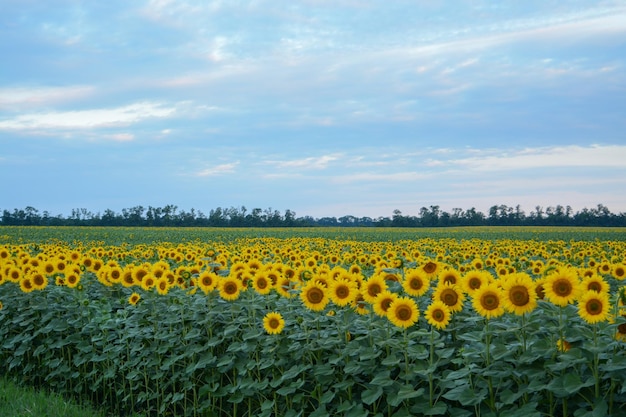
[335,285,349,299]
[423,262,437,274]
[409,278,423,289]
[224,282,238,295]
[481,292,499,310]
[443,275,456,285]
[306,287,324,304]
[257,278,268,289]
[585,299,603,315]
[553,279,572,297]
[588,282,602,292]
[469,278,481,289]
[441,289,458,306]
[396,305,412,321]
[432,309,444,321]
[269,318,280,329]
[368,283,381,297]
[510,286,530,306]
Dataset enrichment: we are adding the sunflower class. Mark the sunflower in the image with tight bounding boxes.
[121,268,135,288]
[263,312,285,335]
[577,291,610,324]
[501,273,537,315]
[31,272,48,291]
[156,277,170,295]
[219,276,243,301]
[432,282,465,313]
[472,283,505,319]
[544,268,581,307]
[373,290,399,317]
[461,270,491,296]
[300,280,329,311]
[556,338,571,352]
[425,300,452,330]
[421,260,440,278]
[192,271,214,294]
[252,272,273,295]
[438,268,461,286]
[612,263,626,281]
[141,275,156,291]
[402,269,430,297]
[65,271,81,288]
[362,274,388,304]
[580,274,610,295]
[19,276,35,293]
[329,278,358,307]
[387,297,419,328]
[128,292,141,306]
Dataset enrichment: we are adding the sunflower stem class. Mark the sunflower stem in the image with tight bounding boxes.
[484,318,495,412]
[429,327,435,408]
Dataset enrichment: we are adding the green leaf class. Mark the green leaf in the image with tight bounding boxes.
[370,371,394,387]
[361,386,383,405]
[442,385,487,406]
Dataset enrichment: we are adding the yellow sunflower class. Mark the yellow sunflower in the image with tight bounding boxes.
[387,297,419,329]
[612,263,626,281]
[219,276,243,301]
[17,275,34,293]
[556,338,571,352]
[373,290,399,317]
[432,282,465,313]
[424,300,452,330]
[299,280,329,312]
[30,272,48,291]
[329,278,358,307]
[577,291,610,324]
[128,292,141,306]
[263,311,285,335]
[252,271,273,295]
[402,269,430,297]
[580,274,610,295]
[421,260,440,278]
[155,277,170,295]
[65,271,81,289]
[197,271,218,294]
[544,268,581,307]
[472,283,505,319]
[461,270,491,296]
[438,268,461,286]
[501,273,537,315]
[362,274,388,304]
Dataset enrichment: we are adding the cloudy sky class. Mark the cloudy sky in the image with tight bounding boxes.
[1,1,625,219]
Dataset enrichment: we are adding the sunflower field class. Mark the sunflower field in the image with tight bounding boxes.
[1,226,626,417]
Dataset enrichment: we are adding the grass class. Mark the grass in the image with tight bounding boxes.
[0,375,123,417]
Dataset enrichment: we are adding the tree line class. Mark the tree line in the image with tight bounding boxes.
[1,203,625,227]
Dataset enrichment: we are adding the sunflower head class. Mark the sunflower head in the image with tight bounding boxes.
[577,291,610,324]
[299,280,329,312]
[433,282,465,313]
[472,283,505,320]
[501,273,537,315]
[425,300,452,330]
[544,268,581,307]
[387,297,419,329]
[263,312,285,335]
[402,269,430,297]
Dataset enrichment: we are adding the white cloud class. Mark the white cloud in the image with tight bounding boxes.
[264,154,341,170]
[0,85,95,110]
[0,101,176,130]
[442,144,626,172]
[194,161,239,177]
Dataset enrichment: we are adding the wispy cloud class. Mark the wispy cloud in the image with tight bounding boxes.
[441,145,626,172]
[263,154,341,170]
[0,101,177,130]
[0,85,95,110]
[194,162,239,177]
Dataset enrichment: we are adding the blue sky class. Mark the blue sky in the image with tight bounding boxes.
[1,1,625,219]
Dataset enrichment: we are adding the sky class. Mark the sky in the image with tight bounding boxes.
[1,0,626,219]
